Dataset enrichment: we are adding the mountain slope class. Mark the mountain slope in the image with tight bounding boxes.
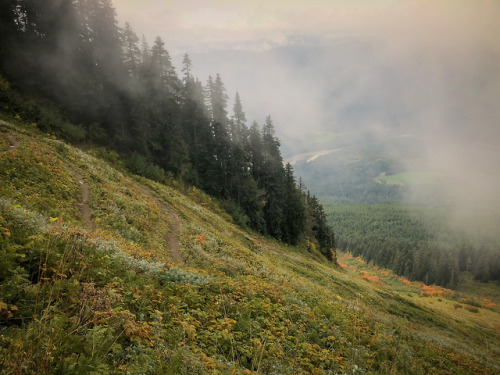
[1,120,499,374]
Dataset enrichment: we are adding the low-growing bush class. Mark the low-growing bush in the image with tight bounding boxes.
[127,151,166,183]
[159,267,209,285]
[465,305,480,313]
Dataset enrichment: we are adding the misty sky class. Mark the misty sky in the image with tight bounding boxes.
[112,0,500,137]
[113,0,423,53]
[113,1,497,53]
[113,0,500,232]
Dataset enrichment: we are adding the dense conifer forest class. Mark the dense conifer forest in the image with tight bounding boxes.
[326,203,500,289]
[292,134,500,288]
[0,0,334,257]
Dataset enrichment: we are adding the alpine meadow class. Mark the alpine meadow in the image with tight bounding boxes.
[0,1,499,374]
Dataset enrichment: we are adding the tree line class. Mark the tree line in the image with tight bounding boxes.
[0,0,335,257]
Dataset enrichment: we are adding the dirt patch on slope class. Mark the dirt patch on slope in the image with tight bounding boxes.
[1,132,20,152]
[6,133,20,151]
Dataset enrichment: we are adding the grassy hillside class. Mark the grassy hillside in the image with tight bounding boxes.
[1,120,499,374]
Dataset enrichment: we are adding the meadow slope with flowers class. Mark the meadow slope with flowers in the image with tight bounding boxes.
[1,119,499,374]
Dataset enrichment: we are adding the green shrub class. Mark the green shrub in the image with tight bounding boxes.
[465,305,480,313]
[221,199,250,227]
[459,298,482,308]
[159,267,209,285]
[128,151,166,182]
[1,89,86,142]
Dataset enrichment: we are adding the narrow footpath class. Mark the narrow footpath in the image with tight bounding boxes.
[138,185,184,264]
[64,163,94,231]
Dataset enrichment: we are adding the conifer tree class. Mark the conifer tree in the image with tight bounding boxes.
[140,35,150,65]
[248,122,264,182]
[261,116,285,238]
[231,92,247,143]
[228,93,250,202]
[179,59,215,188]
[207,74,229,126]
[122,22,141,79]
[206,74,231,197]
[181,53,193,84]
[283,163,306,245]
[0,0,18,69]
[150,36,178,92]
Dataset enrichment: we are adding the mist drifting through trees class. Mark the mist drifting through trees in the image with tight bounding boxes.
[0,0,335,259]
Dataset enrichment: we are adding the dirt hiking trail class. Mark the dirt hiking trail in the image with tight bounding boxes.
[64,163,94,231]
[138,185,184,264]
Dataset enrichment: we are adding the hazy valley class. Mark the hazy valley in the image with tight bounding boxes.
[1,1,500,374]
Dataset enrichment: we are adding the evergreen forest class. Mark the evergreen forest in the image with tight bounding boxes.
[291,131,500,288]
[0,0,334,257]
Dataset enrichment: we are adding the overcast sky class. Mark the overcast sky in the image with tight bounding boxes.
[111,0,500,140]
[112,0,500,232]
[113,1,498,53]
[112,0,500,146]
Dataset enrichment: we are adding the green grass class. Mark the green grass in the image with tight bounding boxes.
[375,172,438,186]
[1,119,499,374]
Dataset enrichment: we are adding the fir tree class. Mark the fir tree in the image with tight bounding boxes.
[122,22,141,79]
